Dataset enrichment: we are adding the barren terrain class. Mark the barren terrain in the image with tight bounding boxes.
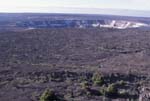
[0,28,150,101]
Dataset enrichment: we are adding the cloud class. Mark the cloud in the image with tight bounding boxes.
[0,0,150,12]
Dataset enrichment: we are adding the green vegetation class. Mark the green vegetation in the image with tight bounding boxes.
[118,80,126,86]
[119,90,129,97]
[92,72,104,86]
[99,83,119,97]
[81,81,91,95]
[99,86,107,96]
[40,89,57,101]
[99,81,131,98]
[106,83,118,96]
[81,81,89,90]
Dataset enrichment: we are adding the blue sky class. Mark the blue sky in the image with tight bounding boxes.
[0,0,150,16]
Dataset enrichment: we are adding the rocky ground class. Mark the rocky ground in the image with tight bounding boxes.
[0,28,150,101]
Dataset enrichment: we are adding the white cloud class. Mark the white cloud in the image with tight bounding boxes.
[0,0,150,12]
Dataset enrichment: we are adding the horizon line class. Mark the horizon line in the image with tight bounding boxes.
[0,12,150,18]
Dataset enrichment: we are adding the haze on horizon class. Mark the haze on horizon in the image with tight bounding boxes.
[0,0,150,17]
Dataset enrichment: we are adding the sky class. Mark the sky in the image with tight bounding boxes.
[0,0,150,16]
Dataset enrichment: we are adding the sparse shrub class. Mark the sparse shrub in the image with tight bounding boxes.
[100,83,130,98]
[81,81,89,90]
[105,83,118,97]
[40,89,57,101]
[119,90,129,97]
[99,86,107,96]
[99,84,118,97]
[81,81,92,96]
[94,80,104,86]
[92,72,104,86]
[119,80,126,86]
